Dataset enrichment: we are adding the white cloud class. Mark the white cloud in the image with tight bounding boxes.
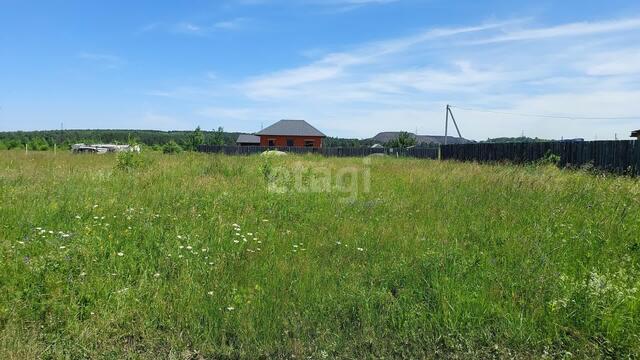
[578,49,640,76]
[144,15,640,140]
[214,18,250,30]
[469,17,640,44]
[242,20,518,100]
[173,22,203,35]
[78,52,124,69]
[142,19,250,36]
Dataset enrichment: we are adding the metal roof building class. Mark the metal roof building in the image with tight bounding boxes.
[255,120,326,137]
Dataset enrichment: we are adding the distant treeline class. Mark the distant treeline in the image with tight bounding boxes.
[482,136,550,143]
[0,129,387,151]
[0,128,238,151]
[0,129,555,151]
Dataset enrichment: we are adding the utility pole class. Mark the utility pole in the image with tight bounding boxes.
[444,104,463,145]
[444,105,450,145]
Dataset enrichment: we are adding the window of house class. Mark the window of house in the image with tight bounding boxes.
[286,139,294,147]
[268,139,276,147]
[304,139,315,147]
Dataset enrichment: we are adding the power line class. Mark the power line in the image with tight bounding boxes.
[449,105,640,121]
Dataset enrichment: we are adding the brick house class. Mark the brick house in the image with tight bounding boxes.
[255,120,326,148]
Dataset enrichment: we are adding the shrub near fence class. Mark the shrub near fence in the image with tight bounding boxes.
[441,140,640,175]
[197,145,439,159]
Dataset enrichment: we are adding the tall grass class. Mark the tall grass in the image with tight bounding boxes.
[0,150,639,358]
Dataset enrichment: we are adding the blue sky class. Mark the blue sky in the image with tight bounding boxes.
[1,0,640,140]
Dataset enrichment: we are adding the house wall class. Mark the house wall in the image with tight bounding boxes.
[259,136,324,148]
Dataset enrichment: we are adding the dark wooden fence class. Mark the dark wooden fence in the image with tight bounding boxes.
[197,145,439,159]
[441,140,640,175]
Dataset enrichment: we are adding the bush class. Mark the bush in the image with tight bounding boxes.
[163,141,182,154]
[537,150,561,166]
[29,137,50,151]
[115,151,145,171]
[6,140,21,149]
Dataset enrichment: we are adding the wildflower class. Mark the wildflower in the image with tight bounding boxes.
[262,219,269,222]
[62,233,70,238]
[93,204,98,208]
[186,246,192,250]
[357,247,364,251]
[179,245,184,249]
[336,241,342,245]
[80,272,86,277]
[93,216,99,220]
[247,232,253,236]
[208,291,214,296]
[201,248,207,252]
[117,252,124,257]
[208,262,214,265]
[233,240,240,244]
[177,235,183,239]
[18,241,25,245]
[59,246,66,249]
[154,273,160,277]
[293,244,298,248]
[235,232,240,236]
[226,306,235,311]
[232,223,239,227]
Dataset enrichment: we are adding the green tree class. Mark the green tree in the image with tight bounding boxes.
[163,140,183,154]
[210,126,225,146]
[190,126,205,150]
[29,137,50,151]
[386,132,416,149]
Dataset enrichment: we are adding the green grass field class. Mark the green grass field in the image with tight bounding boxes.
[1,150,639,358]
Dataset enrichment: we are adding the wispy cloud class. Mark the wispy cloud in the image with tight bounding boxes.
[144,15,640,139]
[78,52,124,69]
[214,18,250,30]
[468,17,640,44]
[142,18,251,36]
[233,0,400,13]
[241,20,523,99]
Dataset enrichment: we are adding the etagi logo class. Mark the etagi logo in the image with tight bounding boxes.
[263,158,371,202]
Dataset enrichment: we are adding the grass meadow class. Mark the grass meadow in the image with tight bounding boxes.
[1,150,639,358]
